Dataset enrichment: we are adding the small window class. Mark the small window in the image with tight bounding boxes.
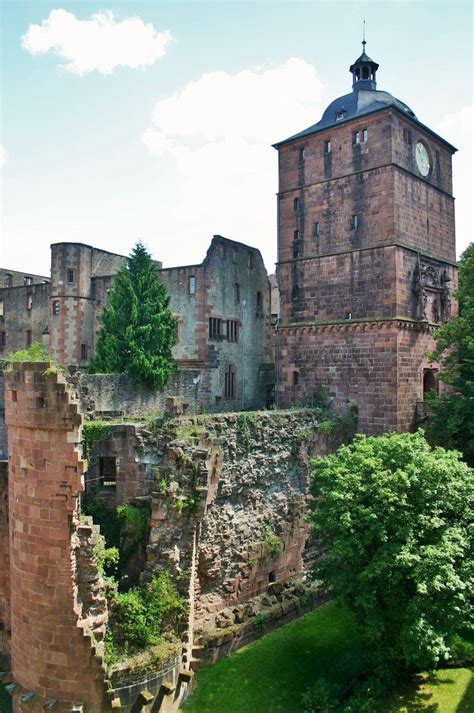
[52,300,60,316]
[248,252,253,268]
[36,397,46,409]
[67,269,75,284]
[224,364,236,399]
[227,320,239,343]
[100,457,117,490]
[294,229,299,241]
[26,330,32,347]
[27,294,33,310]
[293,197,299,211]
[353,131,360,145]
[292,285,300,301]
[314,221,321,237]
[0,300,4,317]
[209,317,222,339]
[268,571,276,584]
[24,276,33,286]
[235,282,240,303]
[403,128,412,145]
[292,371,299,386]
[256,291,263,312]
[81,344,88,361]
[219,243,226,260]
[299,147,306,162]
[5,274,12,288]
[351,215,359,230]
[188,275,196,295]
[324,140,331,154]
[0,332,5,347]
[293,242,300,259]
[362,129,368,142]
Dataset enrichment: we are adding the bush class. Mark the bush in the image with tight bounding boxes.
[301,680,341,713]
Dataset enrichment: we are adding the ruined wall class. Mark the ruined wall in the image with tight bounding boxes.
[0,283,50,357]
[0,460,10,656]
[5,363,110,713]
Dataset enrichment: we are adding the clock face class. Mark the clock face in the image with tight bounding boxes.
[415,142,430,177]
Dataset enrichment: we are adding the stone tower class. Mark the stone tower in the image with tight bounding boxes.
[274,42,457,433]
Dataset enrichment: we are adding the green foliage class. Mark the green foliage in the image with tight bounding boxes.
[426,243,474,465]
[309,430,474,677]
[173,495,198,515]
[260,524,282,558]
[253,613,268,633]
[81,420,111,459]
[236,412,259,452]
[92,532,119,576]
[107,571,187,654]
[89,241,177,389]
[301,680,341,713]
[7,342,49,363]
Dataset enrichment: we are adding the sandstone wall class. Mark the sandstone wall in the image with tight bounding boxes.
[0,460,10,656]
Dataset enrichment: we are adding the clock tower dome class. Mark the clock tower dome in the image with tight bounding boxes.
[274,43,457,433]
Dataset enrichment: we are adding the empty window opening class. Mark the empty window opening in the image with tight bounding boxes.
[26,330,32,347]
[351,215,359,230]
[293,197,299,211]
[0,300,4,317]
[293,242,300,259]
[81,344,88,361]
[227,320,239,343]
[224,365,236,399]
[256,291,263,312]
[299,147,306,162]
[24,276,33,286]
[353,131,360,145]
[362,129,368,142]
[292,285,300,301]
[0,332,6,348]
[52,300,60,315]
[423,370,438,399]
[209,317,222,339]
[188,275,196,295]
[362,66,369,79]
[324,140,331,154]
[5,274,12,288]
[268,571,276,584]
[293,371,299,386]
[235,282,241,303]
[36,397,46,409]
[11,390,17,402]
[100,457,117,490]
[27,294,33,310]
[294,229,299,241]
[314,221,321,237]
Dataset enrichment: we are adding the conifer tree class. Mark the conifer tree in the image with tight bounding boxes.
[89,242,177,389]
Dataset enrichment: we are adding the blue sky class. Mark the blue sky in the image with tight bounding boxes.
[1,0,472,275]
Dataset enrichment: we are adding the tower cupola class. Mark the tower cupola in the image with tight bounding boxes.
[349,39,379,91]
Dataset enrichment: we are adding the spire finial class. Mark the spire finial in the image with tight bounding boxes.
[362,19,366,50]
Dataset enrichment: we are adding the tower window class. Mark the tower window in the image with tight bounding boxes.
[293,197,299,211]
[235,282,240,303]
[314,221,321,237]
[248,252,253,268]
[256,291,263,312]
[324,140,331,154]
[209,317,222,339]
[188,275,196,295]
[27,294,33,310]
[351,215,359,230]
[299,147,306,162]
[52,300,60,315]
[81,344,88,361]
[5,274,12,288]
[100,457,117,490]
[26,330,32,347]
[294,229,299,241]
[293,371,299,386]
[353,131,360,145]
[24,276,33,286]
[362,129,368,142]
[67,269,75,284]
[224,364,236,399]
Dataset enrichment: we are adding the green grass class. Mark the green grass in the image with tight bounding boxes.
[0,682,12,713]
[182,602,474,713]
[182,601,366,713]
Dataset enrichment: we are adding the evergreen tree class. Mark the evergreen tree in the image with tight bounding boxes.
[89,242,177,389]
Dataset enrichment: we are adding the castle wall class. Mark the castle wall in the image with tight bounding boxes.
[0,460,10,656]
[4,363,109,713]
[0,283,50,357]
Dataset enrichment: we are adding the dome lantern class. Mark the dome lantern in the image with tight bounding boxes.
[349,38,379,91]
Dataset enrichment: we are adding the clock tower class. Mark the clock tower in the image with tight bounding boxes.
[274,42,457,433]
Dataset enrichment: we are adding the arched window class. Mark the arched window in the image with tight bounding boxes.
[362,66,369,79]
[423,370,437,399]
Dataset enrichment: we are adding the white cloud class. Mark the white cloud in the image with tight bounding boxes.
[143,59,324,268]
[0,145,6,168]
[21,9,173,75]
[436,105,473,257]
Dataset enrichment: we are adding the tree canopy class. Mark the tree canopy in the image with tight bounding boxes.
[89,242,177,389]
[309,430,474,677]
[425,243,474,465]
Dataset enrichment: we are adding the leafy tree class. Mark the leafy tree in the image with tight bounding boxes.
[425,243,474,465]
[89,242,177,389]
[309,431,474,678]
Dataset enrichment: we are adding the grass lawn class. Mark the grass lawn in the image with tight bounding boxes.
[181,601,474,713]
[182,601,366,713]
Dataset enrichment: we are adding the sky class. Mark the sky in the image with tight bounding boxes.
[1,0,472,276]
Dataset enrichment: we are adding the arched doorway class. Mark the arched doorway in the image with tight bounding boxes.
[423,369,438,399]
